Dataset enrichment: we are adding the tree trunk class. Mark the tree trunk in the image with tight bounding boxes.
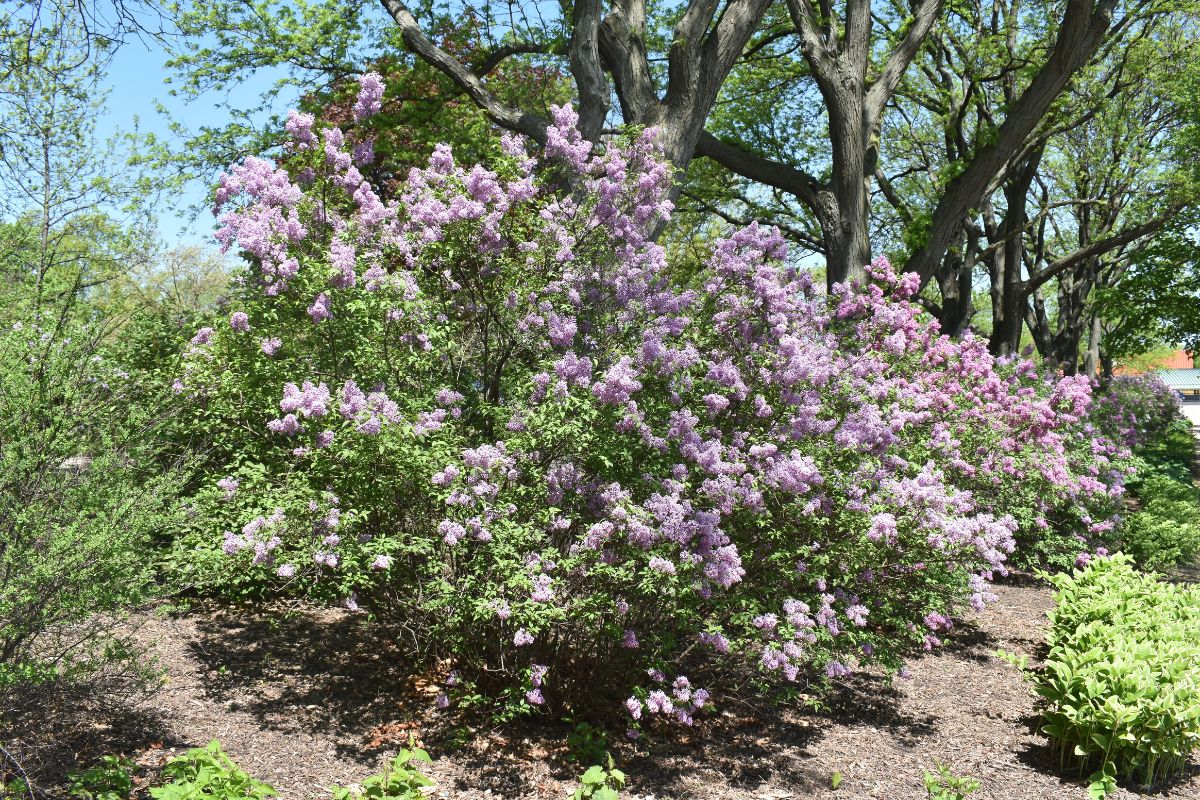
[988,155,1041,356]
[1100,350,1113,381]
[821,87,872,289]
[902,0,1120,287]
[936,241,974,336]
[989,266,1025,356]
[1082,313,1102,379]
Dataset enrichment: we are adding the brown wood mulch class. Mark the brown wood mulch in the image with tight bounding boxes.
[5,579,1198,800]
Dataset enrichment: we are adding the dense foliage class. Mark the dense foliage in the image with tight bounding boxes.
[0,318,182,690]
[1093,375,1200,569]
[165,79,1135,724]
[150,742,276,800]
[1030,554,1200,796]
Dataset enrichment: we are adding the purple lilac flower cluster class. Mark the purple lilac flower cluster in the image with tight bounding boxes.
[1092,373,1185,448]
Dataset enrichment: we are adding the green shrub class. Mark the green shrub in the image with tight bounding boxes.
[572,755,625,800]
[1117,420,1200,570]
[0,321,183,691]
[1029,554,1200,796]
[566,720,609,766]
[1132,418,1196,486]
[1119,504,1200,571]
[330,745,433,800]
[1094,381,1200,570]
[150,741,275,800]
[68,755,135,800]
[170,97,1129,725]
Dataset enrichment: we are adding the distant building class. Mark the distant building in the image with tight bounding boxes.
[1159,369,1200,402]
[1157,367,1200,427]
[1158,350,1195,370]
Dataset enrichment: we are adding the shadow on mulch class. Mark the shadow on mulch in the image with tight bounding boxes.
[417,698,842,797]
[172,604,959,797]
[179,601,1030,795]
[624,716,829,795]
[180,608,423,757]
[992,570,1051,589]
[2,680,184,800]
[612,666,947,797]
[1012,739,1096,796]
[1167,558,1200,584]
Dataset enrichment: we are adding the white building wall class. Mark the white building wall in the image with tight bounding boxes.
[1181,404,1200,429]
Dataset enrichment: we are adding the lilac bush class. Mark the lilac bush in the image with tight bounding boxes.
[174,78,1128,724]
[1092,373,1185,449]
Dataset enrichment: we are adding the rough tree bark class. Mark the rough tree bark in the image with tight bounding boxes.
[988,149,1044,357]
[701,0,943,289]
[379,0,946,290]
[377,0,771,198]
[903,0,1122,287]
[378,0,1144,308]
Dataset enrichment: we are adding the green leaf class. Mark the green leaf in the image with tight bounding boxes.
[580,766,607,785]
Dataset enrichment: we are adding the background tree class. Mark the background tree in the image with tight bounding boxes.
[0,7,184,702]
[160,0,1161,292]
[867,3,1199,361]
[0,7,156,322]
[1094,215,1200,369]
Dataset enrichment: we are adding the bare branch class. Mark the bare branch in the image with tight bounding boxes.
[377,0,549,143]
[865,0,944,120]
[695,131,826,211]
[903,0,1123,284]
[1026,215,1174,293]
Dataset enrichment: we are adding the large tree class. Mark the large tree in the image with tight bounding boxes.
[379,0,1147,288]
[0,7,155,321]
[862,2,1198,361]
[160,0,1162,291]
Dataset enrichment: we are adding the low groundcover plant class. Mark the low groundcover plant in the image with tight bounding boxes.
[1031,554,1200,797]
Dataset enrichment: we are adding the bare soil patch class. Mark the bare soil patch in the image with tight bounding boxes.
[5,580,1198,800]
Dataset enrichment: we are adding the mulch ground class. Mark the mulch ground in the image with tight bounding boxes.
[5,578,1199,800]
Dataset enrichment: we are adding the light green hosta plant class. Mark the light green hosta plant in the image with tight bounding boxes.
[1029,554,1200,797]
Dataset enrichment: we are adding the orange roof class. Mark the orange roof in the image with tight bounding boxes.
[1117,350,1194,375]
[1162,351,1194,369]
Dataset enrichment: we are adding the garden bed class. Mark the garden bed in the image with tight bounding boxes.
[7,580,1198,800]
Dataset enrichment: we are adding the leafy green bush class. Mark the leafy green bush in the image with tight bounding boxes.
[1119,503,1200,571]
[0,320,183,691]
[172,92,1129,724]
[572,755,625,800]
[1030,554,1200,796]
[566,720,609,767]
[331,745,433,800]
[1113,418,1200,570]
[68,755,135,800]
[1093,377,1200,570]
[150,741,275,800]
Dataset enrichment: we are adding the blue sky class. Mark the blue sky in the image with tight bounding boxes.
[98,35,291,248]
